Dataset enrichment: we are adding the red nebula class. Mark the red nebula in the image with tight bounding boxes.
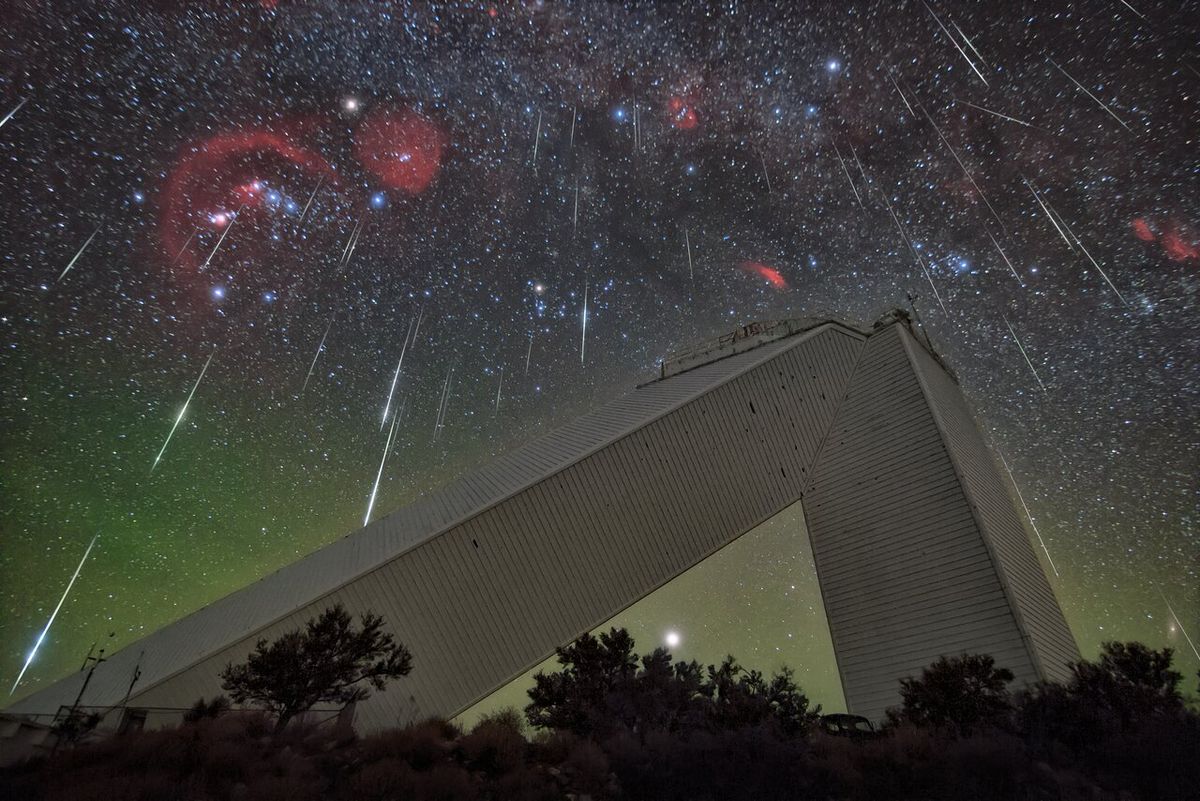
[1130,216,1199,262]
[1131,217,1155,242]
[739,260,789,291]
[160,128,337,269]
[1161,229,1200,262]
[354,108,445,195]
[667,95,699,130]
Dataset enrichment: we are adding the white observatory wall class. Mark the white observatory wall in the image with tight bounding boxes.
[9,319,1079,735]
[803,325,1040,721]
[902,330,1079,683]
[116,325,867,731]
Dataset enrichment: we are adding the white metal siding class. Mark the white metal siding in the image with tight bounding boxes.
[902,331,1079,683]
[9,325,867,729]
[803,325,1038,721]
[8,320,1076,736]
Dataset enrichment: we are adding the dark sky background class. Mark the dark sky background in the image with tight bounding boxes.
[1,0,1196,710]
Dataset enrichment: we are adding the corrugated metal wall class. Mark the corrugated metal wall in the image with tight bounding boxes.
[8,320,1077,733]
[902,331,1079,683]
[803,325,1040,721]
[6,323,856,723]
[19,325,869,731]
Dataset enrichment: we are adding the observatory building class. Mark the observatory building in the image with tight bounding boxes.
[4,312,1078,734]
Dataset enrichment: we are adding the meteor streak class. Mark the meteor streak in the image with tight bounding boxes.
[364,412,400,526]
[954,99,1042,130]
[950,20,988,67]
[336,216,364,273]
[759,151,773,193]
[152,348,216,471]
[1003,315,1048,394]
[10,535,99,695]
[172,226,200,265]
[381,318,415,430]
[0,97,28,130]
[532,110,542,164]
[998,453,1059,576]
[923,0,988,85]
[831,142,863,206]
[888,72,915,115]
[918,103,1007,234]
[58,222,103,282]
[1023,178,1074,249]
[201,206,243,271]
[684,229,694,279]
[569,105,577,148]
[494,367,504,413]
[849,143,869,186]
[1054,213,1129,305]
[1048,58,1132,131]
[432,367,455,440]
[987,230,1024,285]
[299,176,324,222]
[1158,587,1199,661]
[302,314,335,393]
[876,186,948,315]
[525,333,533,375]
[1116,0,1146,19]
[580,282,589,364]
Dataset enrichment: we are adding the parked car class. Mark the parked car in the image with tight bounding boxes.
[819,713,879,740]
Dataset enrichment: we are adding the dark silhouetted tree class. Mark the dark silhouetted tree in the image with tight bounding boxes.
[182,694,230,723]
[525,627,639,737]
[525,628,818,740]
[705,657,819,737]
[220,603,412,732]
[893,653,1014,733]
[1066,641,1182,726]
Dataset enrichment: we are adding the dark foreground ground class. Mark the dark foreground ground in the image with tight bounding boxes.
[2,706,1197,801]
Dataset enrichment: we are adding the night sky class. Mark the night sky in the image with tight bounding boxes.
[2,1,1197,711]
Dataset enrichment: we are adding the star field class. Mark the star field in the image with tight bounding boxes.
[1,0,1196,708]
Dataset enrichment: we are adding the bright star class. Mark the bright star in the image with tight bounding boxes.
[665,630,681,648]
[370,192,387,209]
[826,59,841,72]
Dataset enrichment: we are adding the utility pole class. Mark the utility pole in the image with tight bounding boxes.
[51,634,112,755]
[118,651,144,713]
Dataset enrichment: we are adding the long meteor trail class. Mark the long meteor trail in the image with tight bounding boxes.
[0,97,28,130]
[58,222,103,282]
[11,535,99,695]
[302,314,335,393]
[1048,58,1132,131]
[999,453,1059,577]
[152,348,217,471]
[954,99,1042,130]
[923,0,988,85]
[1158,587,1199,661]
[380,318,415,430]
[580,282,589,364]
[1003,316,1048,394]
[201,207,242,271]
[364,413,400,526]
